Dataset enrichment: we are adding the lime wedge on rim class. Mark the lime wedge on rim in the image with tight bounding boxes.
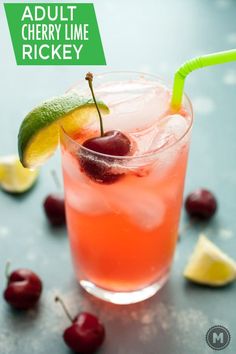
[184,234,236,286]
[18,92,109,168]
[0,155,39,193]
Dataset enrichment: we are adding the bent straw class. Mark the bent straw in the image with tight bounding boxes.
[171,49,236,111]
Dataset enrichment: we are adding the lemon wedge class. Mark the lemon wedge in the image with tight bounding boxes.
[0,155,39,193]
[184,234,236,286]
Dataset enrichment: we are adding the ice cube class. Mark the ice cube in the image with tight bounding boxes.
[66,184,110,215]
[126,196,165,231]
[135,115,188,158]
[144,125,171,153]
[159,114,188,141]
[101,81,170,132]
[107,185,165,230]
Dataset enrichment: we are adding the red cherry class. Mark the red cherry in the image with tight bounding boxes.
[55,297,105,354]
[64,312,105,354]
[80,130,131,183]
[83,130,131,156]
[185,189,217,220]
[4,268,42,310]
[43,194,66,226]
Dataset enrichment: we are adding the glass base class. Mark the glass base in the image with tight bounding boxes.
[80,271,170,305]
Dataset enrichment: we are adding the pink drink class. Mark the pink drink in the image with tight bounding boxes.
[61,72,193,304]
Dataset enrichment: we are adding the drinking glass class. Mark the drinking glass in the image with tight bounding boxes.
[60,72,193,304]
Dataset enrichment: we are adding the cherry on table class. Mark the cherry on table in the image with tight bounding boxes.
[185,189,217,220]
[43,194,66,226]
[3,264,42,310]
[55,296,105,354]
[80,130,131,183]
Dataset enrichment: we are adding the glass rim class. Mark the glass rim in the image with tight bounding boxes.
[61,71,193,161]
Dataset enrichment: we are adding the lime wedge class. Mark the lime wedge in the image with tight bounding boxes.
[184,234,236,286]
[0,155,39,193]
[18,93,109,168]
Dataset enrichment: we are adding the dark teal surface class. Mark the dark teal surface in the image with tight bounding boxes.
[0,0,236,353]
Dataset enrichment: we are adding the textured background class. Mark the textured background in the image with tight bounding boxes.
[0,0,236,353]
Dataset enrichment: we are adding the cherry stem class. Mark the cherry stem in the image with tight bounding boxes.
[5,261,11,281]
[85,72,104,137]
[51,170,61,191]
[55,296,73,323]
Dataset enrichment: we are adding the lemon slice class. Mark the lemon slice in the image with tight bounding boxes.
[184,234,236,286]
[18,93,109,168]
[0,155,39,193]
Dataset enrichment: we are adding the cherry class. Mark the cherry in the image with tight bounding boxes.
[80,130,131,183]
[79,73,131,183]
[185,189,217,220]
[43,194,66,226]
[4,264,42,310]
[55,296,105,354]
[83,130,131,156]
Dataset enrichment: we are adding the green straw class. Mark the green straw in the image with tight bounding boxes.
[171,49,236,111]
